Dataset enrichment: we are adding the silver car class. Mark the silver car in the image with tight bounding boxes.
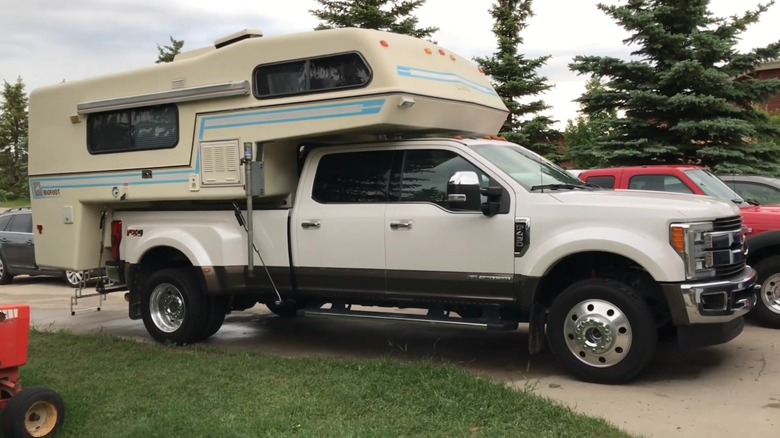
[719,175,780,206]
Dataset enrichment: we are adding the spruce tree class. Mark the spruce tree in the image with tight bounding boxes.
[569,0,780,175]
[474,0,558,159]
[156,37,184,64]
[310,0,438,39]
[0,78,29,199]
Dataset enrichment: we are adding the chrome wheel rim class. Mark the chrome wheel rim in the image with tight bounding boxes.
[563,299,632,368]
[66,270,83,286]
[761,273,780,314]
[149,283,185,333]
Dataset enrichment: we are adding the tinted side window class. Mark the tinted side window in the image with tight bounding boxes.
[0,215,12,231]
[585,176,616,189]
[88,104,178,154]
[8,213,32,233]
[312,151,393,203]
[732,181,780,205]
[254,53,371,99]
[400,150,486,207]
[629,175,693,194]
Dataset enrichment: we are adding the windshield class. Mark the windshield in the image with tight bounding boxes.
[684,169,748,206]
[469,143,586,190]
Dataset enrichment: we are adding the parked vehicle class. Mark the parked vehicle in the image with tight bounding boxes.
[27,28,756,384]
[718,175,780,206]
[0,208,99,287]
[580,165,780,328]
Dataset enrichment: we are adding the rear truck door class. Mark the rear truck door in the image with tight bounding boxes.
[291,149,394,298]
[4,213,37,270]
[384,148,516,302]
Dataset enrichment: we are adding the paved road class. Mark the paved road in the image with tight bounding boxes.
[1,276,778,437]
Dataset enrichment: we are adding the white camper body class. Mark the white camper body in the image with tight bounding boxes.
[29,28,507,270]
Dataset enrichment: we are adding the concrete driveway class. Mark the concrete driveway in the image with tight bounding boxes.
[1,276,778,437]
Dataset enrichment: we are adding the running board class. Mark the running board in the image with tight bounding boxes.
[299,308,519,331]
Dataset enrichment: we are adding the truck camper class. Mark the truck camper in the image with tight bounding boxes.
[29,28,757,384]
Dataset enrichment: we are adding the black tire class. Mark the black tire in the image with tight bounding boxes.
[266,300,301,318]
[750,255,780,329]
[1,386,65,438]
[141,268,209,344]
[196,296,228,341]
[0,254,14,285]
[546,278,657,384]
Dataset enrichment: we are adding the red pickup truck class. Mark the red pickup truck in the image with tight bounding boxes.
[579,165,780,327]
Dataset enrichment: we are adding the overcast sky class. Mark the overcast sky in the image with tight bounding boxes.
[1,0,778,129]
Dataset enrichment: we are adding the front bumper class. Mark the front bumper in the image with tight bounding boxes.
[662,267,757,325]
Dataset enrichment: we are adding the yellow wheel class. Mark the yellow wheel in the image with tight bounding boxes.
[1,387,65,438]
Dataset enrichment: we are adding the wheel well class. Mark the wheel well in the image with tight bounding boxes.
[536,251,669,323]
[138,246,193,271]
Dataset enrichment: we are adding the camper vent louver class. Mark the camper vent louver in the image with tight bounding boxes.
[171,78,186,89]
[200,140,241,186]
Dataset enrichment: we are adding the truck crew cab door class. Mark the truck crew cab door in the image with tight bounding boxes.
[291,149,394,299]
[384,148,516,303]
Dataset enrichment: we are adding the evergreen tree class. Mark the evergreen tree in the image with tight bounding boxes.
[156,37,184,63]
[0,78,29,199]
[474,0,558,159]
[569,0,780,175]
[310,0,438,39]
[564,77,618,168]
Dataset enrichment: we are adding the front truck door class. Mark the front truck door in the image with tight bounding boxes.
[385,149,516,303]
[291,149,395,299]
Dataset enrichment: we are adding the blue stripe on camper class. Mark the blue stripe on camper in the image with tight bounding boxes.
[396,66,499,97]
[196,98,385,172]
[30,98,387,196]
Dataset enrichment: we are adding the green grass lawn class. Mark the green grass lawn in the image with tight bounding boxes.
[8,330,634,438]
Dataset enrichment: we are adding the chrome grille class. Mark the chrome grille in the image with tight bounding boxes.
[707,216,746,278]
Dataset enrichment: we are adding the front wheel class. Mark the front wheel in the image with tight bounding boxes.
[546,279,657,384]
[1,386,65,438]
[751,256,780,329]
[141,268,209,344]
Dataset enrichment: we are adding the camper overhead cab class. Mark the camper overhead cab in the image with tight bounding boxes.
[28,28,757,384]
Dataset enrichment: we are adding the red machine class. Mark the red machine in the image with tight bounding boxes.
[0,305,64,438]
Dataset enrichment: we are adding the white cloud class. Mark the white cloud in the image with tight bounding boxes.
[2,0,778,129]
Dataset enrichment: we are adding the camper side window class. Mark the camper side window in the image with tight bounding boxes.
[254,52,371,99]
[87,104,178,154]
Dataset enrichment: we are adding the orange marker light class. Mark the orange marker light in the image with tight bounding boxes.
[671,227,686,253]
[424,48,432,54]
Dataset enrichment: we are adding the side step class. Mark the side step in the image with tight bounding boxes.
[299,307,518,331]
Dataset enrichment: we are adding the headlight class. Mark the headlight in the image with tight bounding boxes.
[670,222,715,280]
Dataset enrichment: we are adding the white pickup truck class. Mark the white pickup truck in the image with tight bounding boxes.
[109,137,755,384]
[27,28,756,384]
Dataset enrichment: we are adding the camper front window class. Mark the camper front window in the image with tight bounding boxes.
[254,52,371,99]
[87,104,179,154]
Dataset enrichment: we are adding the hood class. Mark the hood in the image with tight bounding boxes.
[740,204,780,235]
[548,189,741,221]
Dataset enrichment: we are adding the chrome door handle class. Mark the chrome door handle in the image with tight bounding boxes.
[389,220,413,230]
[301,220,321,230]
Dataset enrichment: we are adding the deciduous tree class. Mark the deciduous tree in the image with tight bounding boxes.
[0,78,29,199]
